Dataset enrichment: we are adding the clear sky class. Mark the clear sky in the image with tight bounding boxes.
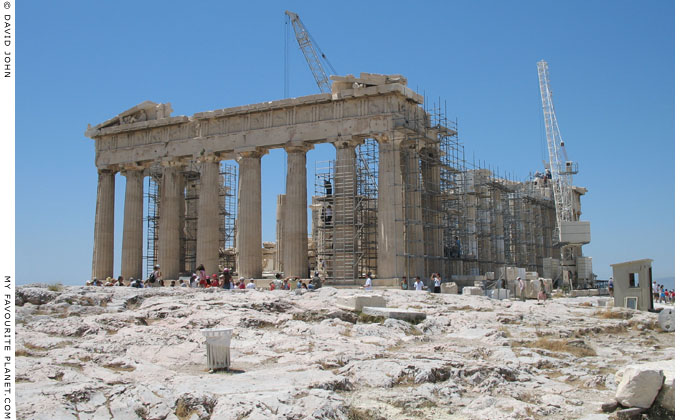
[15,0,674,288]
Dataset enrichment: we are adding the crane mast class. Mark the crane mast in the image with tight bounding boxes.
[537,60,578,242]
[285,10,337,93]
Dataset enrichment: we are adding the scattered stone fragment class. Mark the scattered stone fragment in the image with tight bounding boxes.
[361,306,426,322]
[615,366,664,409]
[600,400,619,413]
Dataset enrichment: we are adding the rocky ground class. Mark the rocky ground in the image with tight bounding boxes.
[15,285,674,420]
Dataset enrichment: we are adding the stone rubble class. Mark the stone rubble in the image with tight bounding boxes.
[15,285,674,419]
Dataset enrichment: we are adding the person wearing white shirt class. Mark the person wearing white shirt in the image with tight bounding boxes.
[246,279,256,290]
[414,277,424,291]
[363,272,373,290]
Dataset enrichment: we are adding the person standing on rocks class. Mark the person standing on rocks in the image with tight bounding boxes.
[433,274,441,293]
[401,276,408,290]
[363,272,373,290]
[538,279,547,304]
[414,277,424,291]
[196,264,206,283]
[517,277,525,302]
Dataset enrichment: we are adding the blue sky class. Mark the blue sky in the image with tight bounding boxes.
[15,0,674,287]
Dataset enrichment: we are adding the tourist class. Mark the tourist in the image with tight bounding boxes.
[269,282,276,291]
[325,205,333,225]
[297,279,304,289]
[170,280,176,287]
[239,278,246,289]
[222,268,232,288]
[652,281,659,302]
[671,290,675,303]
[414,277,424,291]
[401,276,408,290]
[199,276,208,288]
[363,272,373,290]
[608,276,614,297]
[196,264,206,283]
[433,274,441,293]
[189,274,197,288]
[247,279,256,290]
[537,279,547,304]
[517,277,525,302]
[307,280,315,290]
[130,278,143,288]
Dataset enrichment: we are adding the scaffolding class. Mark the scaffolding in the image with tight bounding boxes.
[313,138,378,282]
[309,95,564,284]
[144,165,162,278]
[144,161,237,278]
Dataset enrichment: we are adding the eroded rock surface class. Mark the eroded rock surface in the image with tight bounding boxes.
[15,285,674,419]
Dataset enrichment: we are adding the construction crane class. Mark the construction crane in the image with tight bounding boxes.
[537,60,591,286]
[285,10,337,93]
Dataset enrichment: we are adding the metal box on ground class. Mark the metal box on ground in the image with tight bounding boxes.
[201,328,233,371]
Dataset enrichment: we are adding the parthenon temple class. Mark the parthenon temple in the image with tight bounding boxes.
[86,73,589,286]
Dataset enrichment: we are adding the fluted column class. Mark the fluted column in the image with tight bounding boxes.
[377,134,405,279]
[332,138,361,280]
[196,156,221,274]
[284,144,312,278]
[159,161,185,280]
[402,144,425,278]
[421,146,443,274]
[121,168,144,280]
[92,168,116,280]
[237,150,266,278]
[276,194,287,273]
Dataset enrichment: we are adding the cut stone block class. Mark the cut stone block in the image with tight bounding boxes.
[615,366,664,408]
[658,308,675,332]
[489,289,512,300]
[440,282,458,294]
[462,287,483,296]
[336,294,387,312]
[614,407,644,420]
[362,306,426,322]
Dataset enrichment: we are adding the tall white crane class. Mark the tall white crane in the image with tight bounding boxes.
[285,10,337,93]
[537,60,589,248]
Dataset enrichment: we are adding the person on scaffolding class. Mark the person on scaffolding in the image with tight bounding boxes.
[324,178,332,198]
[325,205,333,226]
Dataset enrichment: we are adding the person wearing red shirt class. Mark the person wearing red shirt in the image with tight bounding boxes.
[239,277,246,289]
[199,276,207,288]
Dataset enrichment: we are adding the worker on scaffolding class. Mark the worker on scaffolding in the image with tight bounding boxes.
[324,178,332,199]
[325,205,333,226]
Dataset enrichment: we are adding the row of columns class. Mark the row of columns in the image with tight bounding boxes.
[93,134,433,282]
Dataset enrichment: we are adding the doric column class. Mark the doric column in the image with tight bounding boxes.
[284,144,313,278]
[92,168,116,280]
[158,160,185,280]
[275,194,287,273]
[331,137,362,280]
[196,156,221,274]
[402,143,425,278]
[421,146,443,274]
[121,167,144,280]
[376,134,405,279]
[237,149,266,278]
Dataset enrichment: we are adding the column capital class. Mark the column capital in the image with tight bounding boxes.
[236,147,267,160]
[96,166,118,175]
[373,132,406,146]
[330,136,364,150]
[195,152,224,163]
[160,158,188,169]
[284,142,314,154]
[118,163,147,174]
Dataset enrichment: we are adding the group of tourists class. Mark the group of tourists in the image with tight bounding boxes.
[398,273,443,292]
[653,281,675,304]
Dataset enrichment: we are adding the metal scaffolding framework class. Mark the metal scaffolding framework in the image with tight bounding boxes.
[144,161,237,278]
[311,98,564,283]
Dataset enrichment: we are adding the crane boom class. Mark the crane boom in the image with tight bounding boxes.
[285,10,337,93]
[537,60,579,243]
